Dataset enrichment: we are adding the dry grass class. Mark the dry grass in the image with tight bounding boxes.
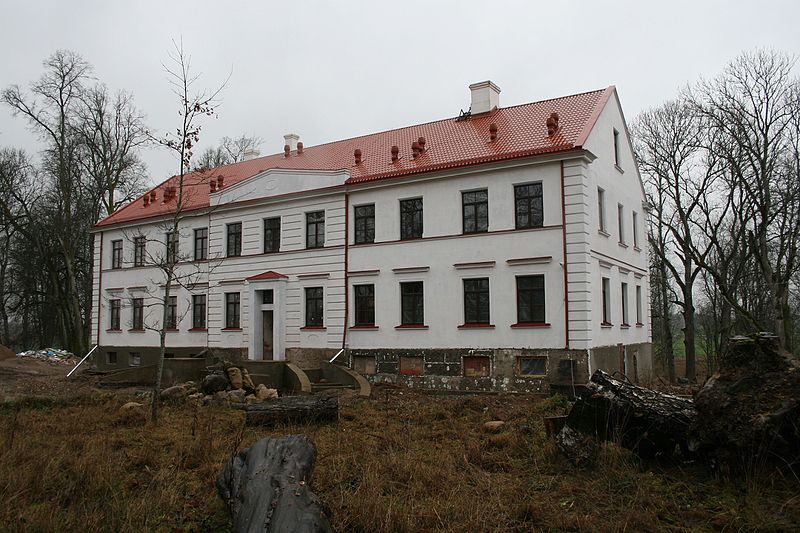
[1,389,798,532]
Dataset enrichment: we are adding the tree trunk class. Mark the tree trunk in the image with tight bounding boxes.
[557,370,697,464]
[245,395,339,427]
[659,261,676,383]
[216,435,332,533]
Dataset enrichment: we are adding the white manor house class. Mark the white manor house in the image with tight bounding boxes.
[90,81,652,392]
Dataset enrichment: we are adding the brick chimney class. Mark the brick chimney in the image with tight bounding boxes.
[469,81,501,115]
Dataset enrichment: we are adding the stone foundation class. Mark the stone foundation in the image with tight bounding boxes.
[589,342,653,383]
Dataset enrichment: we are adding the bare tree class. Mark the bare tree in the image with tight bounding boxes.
[193,134,261,171]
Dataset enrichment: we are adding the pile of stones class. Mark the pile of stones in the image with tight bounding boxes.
[159,364,279,406]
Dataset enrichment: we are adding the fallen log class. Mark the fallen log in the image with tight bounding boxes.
[245,394,338,427]
[557,370,697,464]
[216,435,332,533]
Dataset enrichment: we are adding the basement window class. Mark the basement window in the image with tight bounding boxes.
[463,356,490,377]
[518,356,547,376]
[353,356,376,375]
[106,351,117,365]
[399,356,423,376]
[129,352,141,367]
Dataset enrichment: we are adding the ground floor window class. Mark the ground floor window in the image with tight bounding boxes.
[400,281,424,326]
[305,287,324,327]
[192,294,206,329]
[225,292,240,329]
[109,299,120,330]
[165,295,178,329]
[354,284,375,326]
[621,282,629,326]
[131,298,144,330]
[601,277,611,325]
[516,275,545,324]
[463,278,490,325]
[518,356,547,376]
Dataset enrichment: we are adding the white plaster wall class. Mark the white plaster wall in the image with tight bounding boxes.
[347,161,567,350]
[582,91,651,347]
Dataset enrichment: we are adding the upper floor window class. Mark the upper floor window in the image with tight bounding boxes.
[192,294,206,329]
[462,190,488,234]
[166,231,179,264]
[109,299,121,330]
[400,281,424,326]
[354,284,375,326]
[632,211,640,248]
[463,278,490,325]
[598,187,607,233]
[617,204,626,244]
[133,236,146,267]
[227,223,242,257]
[263,217,281,253]
[514,183,543,229]
[305,287,324,327]
[225,292,240,329]
[131,297,144,330]
[165,295,178,329]
[111,240,123,269]
[400,198,423,240]
[306,211,325,249]
[613,128,621,167]
[516,275,545,324]
[194,228,208,261]
[354,204,375,244]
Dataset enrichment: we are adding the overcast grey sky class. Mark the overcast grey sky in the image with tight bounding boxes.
[2,0,799,184]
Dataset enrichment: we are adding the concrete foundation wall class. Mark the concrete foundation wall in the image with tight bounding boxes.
[590,341,653,383]
[284,347,338,369]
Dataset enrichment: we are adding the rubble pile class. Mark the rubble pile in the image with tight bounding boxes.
[160,362,279,406]
[17,348,76,365]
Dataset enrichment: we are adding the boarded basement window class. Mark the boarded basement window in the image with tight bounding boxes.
[106,351,117,365]
[519,356,547,376]
[463,356,490,377]
[130,352,141,367]
[399,356,424,376]
[353,356,376,375]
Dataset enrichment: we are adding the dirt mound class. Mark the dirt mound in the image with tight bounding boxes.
[0,344,15,361]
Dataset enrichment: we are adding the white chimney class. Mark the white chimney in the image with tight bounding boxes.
[469,81,501,115]
[243,149,260,161]
[283,133,300,152]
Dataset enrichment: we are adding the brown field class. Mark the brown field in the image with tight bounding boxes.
[0,367,799,532]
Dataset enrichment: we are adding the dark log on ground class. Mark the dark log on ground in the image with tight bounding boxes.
[556,370,697,464]
[245,394,338,427]
[691,334,800,473]
[216,435,332,533]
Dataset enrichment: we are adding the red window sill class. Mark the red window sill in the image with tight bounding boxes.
[350,325,379,330]
[222,327,242,331]
[128,328,145,333]
[458,324,495,329]
[511,322,551,328]
[189,327,208,332]
[301,326,326,330]
[395,324,428,330]
[106,328,121,333]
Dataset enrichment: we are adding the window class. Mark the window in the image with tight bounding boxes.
[106,351,117,365]
[598,188,607,232]
[601,277,611,325]
[306,211,325,249]
[129,352,141,367]
[613,128,621,167]
[111,240,123,269]
[109,299,121,330]
[165,295,178,329]
[305,287,324,327]
[354,284,375,326]
[400,281,424,325]
[133,236,146,267]
[519,356,547,376]
[462,190,488,234]
[225,293,240,329]
[464,356,491,377]
[617,204,625,244]
[166,231,179,264]
[354,204,375,244]
[261,290,273,304]
[514,183,543,229]
[400,198,423,240]
[632,211,640,248]
[516,275,545,324]
[399,356,424,375]
[353,356,376,375]
[463,278,490,325]
[132,298,144,330]
[194,228,208,260]
[192,294,206,329]
[226,223,242,257]
[621,282,629,326]
[635,285,643,325]
[263,217,281,253]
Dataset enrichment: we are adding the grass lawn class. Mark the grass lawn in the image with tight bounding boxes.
[1,389,798,532]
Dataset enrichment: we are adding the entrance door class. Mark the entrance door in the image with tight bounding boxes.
[262,310,274,360]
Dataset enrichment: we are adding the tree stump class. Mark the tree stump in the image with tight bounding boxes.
[245,395,338,427]
[216,435,332,533]
[557,370,697,463]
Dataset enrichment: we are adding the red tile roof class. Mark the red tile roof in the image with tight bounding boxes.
[246,270,288,281]
[95,86,613,228]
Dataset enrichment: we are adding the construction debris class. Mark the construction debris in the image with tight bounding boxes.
[17,348,76,365]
